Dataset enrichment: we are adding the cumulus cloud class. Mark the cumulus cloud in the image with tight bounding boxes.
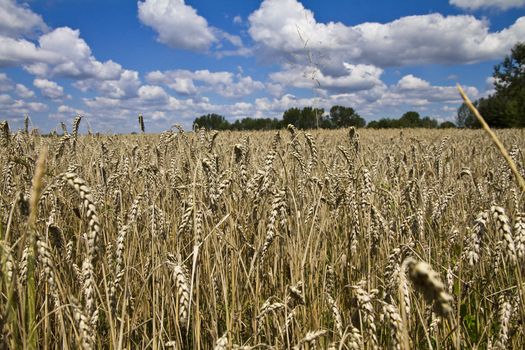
[138,0,248,55]
[233,15,242,24]
[0,36,57,67]
[248,0,525,70]
[48,104,91,121]
[0,93,47,119]
[0,26,125,84]
[0,72,11,92]
[138,0,217,51]
[33,78,67,100]
[147,69,264,97]
[73,69,141,99]
[15,83,35,98]
[270,63,385,93]
[0,0,48,38]
[138,84,169,102]
[31,27,123,79]
[450,0,525,10]
[396,75,431,90]
[168,77,197,95]
[380,75,479,108]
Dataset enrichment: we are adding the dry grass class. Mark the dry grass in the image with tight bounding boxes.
[1,123,524,349]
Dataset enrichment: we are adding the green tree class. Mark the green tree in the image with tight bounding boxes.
[493,42,525,127]
[300,107,324,129]
[193,113,230,130]
[398,111,421,128]
[329,105,366,128]
[282,107,324,129]
[477,96,515,128]
[367,120,379,128]
[283,107,301,127]
[367,118,398,128]
[471,42,525,128]
[456,102,479,128]
[420,116,438,128]
[439,121,456,128]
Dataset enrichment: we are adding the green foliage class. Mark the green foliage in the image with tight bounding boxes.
[456,102,480,128]
[192,107,336,132]
[399,111,421,128]
[230,117,281,130]
[283,107,325,129]
[439,121,456,128]
[367,111,440,129]
[462,42,525,128]
[193,113,230,130]
[329,105,366,128]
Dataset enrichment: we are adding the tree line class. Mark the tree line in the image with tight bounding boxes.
[193,106,452,131]
[193,106,365,131]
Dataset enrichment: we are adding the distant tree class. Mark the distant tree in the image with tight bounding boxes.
[299,107,323,129]
[329,105,366,128]
[319,115,333,129]
[420,116,438,128]
[283,107,301,127]
[398,111,421,128]
[367,113,439,129]
[231,117,281,130]
[367,118,398,128]
[456,102,479,128]
[193,113,230,130]
[439,121,456,128]
[282,107,324,129]
[367,120,379,128]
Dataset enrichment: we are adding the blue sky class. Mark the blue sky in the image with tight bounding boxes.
[0,0,524,133]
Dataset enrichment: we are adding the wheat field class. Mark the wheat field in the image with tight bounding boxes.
[1,119,524,349]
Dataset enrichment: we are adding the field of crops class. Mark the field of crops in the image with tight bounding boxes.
[1,120,524,349]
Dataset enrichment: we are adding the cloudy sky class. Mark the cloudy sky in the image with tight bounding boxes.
[0,0,524,133]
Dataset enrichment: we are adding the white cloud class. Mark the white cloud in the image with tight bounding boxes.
[397,75,431,90]
[450,0,525,10]
[147,69,264,97]
[370,76,480,110]
[0,35,57,67]
[0,26,125,83]
[270,63,384,93]
[138,0,217,51]
[0,0,48,38]
[138,84,169,102]
[33,78,66,100]
[73,69,141,99]
[248,0,525,69]
[168,77,198,95]
[57,104,88,115]
[48,104,91,121]
[32,27,123,79]
[0,72,11,92]
[0,93,47,119]
[233,15,242,24]
[15,83,35,98]
[266,82,284,97]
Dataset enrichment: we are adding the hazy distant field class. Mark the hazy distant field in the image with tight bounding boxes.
[1,124,524,349]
